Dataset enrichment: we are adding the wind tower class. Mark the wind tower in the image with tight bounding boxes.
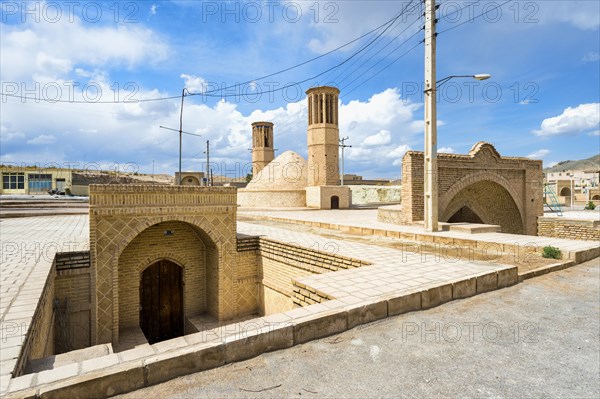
[305,86,350,209]
[251,121,275,177]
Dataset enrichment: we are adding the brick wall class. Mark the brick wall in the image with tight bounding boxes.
[235,236,260,317]
[54,266,91,353]
[258,238,369,314]
[399,142,543,235]
[537,217,600,241]
[15,268,56,376]
[117,221,208,330]
[89,184,238,345]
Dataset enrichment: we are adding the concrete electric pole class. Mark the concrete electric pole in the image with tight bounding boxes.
[424,0,438,232]
[339,137,352,186]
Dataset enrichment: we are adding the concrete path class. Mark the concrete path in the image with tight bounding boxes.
[115,258,600,399]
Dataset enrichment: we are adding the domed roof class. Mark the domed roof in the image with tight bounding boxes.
[246,150,308,190]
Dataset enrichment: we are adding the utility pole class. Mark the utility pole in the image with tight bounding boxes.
[570,178,574,208]
[339,137,352,186]
[177,88,188,185]
[204,140,210,186]
[424,0,439,232]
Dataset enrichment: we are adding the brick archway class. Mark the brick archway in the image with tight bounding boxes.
[395,142,542,235]
[90,185,237,345]
[115,221,218,341]
[441,179,524,234]
[439,171,525,226]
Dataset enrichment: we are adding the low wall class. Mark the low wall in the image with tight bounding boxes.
[537,217,600,241]
[350,185,401,205]
[238,189,305,208]
[258,238,369,314]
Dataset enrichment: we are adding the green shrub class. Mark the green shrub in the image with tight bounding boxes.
[584,201,596,210]
[542,246,562,260]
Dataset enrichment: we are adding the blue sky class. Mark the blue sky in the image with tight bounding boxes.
[1,0,599,179]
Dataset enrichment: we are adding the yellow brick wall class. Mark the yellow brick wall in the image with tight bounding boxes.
[16,268,56,376]
[54,268,92,352]
[89,184,238,344]
[400,142,543,235]
[235,248,260,317]
[117,221,208,330]
[261,285,294,315]
[537,217,600,241]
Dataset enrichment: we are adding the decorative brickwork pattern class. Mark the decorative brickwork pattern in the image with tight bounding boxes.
[400,142,543,235]
[89,185,238,345]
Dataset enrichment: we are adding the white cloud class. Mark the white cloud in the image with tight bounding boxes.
[533,103,600,136]
[1,87,421,178]
[27,134,56,145]
[362,130,391,147]
[539,2,600,30]
[527,149,550,159]
[1,13,169,81]
[582,51,600,62]
[0,131,25,142]
[389,144,412,166]
[180,74,208,93]
[438,147,455,153]
[150,4,158,15]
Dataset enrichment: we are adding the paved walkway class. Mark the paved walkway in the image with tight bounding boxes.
[115,259,600,399]
[0,215,89,391]
[239,209,600,256]
[1,211,598,397]
[238,221,510,304]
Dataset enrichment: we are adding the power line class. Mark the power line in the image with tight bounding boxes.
[341,41,422,99]
[438,0,512,34]
[341,0,511,96]
[187,2,421,100]
[321,0,420,84]
[0,3,417,105]
[200,0,418,96]
[336,15,424,87]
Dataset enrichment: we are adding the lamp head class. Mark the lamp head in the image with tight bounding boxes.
[473,74,492,81]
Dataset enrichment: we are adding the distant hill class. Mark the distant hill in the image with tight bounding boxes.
[544,154,600,173]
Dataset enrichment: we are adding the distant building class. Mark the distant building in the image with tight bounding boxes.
[0,166,72,195]
[175,172,206,186]
[340,174,391,186]
[545,170,599,187]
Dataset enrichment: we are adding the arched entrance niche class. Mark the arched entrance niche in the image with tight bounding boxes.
[116,220,219,342]
[441,180,524,234]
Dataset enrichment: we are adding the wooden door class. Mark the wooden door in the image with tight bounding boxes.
[331,196,340,209]
[140,260,183,344]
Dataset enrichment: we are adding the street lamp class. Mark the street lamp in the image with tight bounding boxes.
[423,73,491,232]
[436,74,491,87]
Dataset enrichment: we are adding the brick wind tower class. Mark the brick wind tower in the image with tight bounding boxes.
[305,86,350,209]
[251,121,275,177]
[306,86,340,186]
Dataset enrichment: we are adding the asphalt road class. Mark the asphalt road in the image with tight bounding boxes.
[117,259,600,399]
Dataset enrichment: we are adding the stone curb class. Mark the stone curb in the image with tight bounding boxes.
[5,266,521,399]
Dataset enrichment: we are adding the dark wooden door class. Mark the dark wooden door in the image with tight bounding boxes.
[331,196,340,209]
[140,260,183,344]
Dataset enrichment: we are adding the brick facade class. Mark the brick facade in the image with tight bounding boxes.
[89,185,238,345]
[399,142,543,235]
[537,217,600,241]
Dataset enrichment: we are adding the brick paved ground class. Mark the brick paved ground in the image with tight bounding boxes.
[0,216,89,391]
